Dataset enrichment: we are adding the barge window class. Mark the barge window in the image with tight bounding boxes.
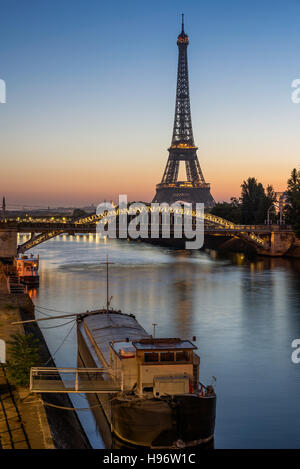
[160,352,174,362]
[144,352,159,363]
[176,351,190,362]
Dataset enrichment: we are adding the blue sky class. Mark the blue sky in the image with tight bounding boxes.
[0,0,299,205]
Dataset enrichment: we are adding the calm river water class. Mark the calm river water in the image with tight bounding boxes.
[21,233,300,449]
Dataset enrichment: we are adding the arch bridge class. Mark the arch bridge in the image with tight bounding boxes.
[0,205,295,257]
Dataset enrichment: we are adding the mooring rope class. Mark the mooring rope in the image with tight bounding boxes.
[43,321,76,365]
[39,318,76,330]
[38,398,105,412]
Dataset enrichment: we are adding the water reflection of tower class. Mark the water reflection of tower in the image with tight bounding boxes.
[175,278,193,334]
[166,254,195,338]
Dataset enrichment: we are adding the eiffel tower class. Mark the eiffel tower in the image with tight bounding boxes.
[153,15,215,207]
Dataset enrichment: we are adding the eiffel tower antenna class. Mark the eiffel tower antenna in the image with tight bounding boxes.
[153,16,215,207]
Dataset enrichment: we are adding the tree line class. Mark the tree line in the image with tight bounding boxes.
[210,168,300,237]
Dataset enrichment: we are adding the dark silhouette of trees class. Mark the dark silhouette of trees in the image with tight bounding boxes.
[211,197,241,224]
[72,208,87,219]
[211,178,276,224]
[285,168,300,238]
[240,177,275,224]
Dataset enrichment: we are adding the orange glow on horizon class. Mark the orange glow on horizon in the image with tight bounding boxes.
[1,141,295,206]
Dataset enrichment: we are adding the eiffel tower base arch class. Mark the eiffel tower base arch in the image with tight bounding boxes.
[153,184,215,208]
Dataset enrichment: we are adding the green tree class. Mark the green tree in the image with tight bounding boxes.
[240,177,274,224]
[5,333,41,387]
[211,197,242,224]
[285,168,300,237]
[265,184,277,222]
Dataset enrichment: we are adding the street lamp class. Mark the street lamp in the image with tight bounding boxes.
[267,202,284,225]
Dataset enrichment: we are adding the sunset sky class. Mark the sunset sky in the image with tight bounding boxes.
[0,0,300,207]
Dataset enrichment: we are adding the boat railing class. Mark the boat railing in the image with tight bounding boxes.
[30,367,123,394]
[197,381,216,397]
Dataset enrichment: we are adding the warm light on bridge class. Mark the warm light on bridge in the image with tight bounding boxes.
[11,205,269,253]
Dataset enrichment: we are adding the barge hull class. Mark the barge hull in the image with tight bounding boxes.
[112,394,216,448]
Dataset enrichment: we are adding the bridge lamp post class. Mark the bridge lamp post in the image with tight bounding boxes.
[267,202,284,225]
[267,205,272,225]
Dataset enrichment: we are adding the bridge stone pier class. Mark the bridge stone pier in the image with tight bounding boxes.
[0,225,17,259]
[255,226,296,257]
[199,226,297,257]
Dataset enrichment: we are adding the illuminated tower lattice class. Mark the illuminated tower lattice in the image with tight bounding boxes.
[153,15,215,207]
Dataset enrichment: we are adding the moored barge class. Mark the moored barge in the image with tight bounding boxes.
[77,309,216,448]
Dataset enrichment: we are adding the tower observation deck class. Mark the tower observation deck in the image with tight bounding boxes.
[153,15,215,207]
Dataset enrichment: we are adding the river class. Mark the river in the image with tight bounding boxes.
[20,233,300,449]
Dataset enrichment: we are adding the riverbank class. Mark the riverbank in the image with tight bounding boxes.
[0,273,54,449]
[0,267,91,449]
[18,304,91,449]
